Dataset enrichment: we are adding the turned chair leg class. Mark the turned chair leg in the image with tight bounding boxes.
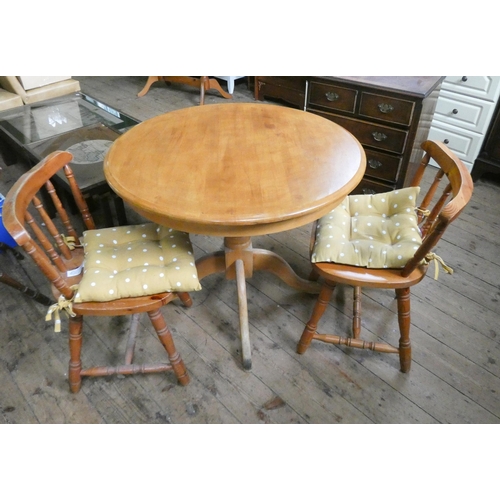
[177,291,193,307]
[308,267,320,281]
[297,281,336,354]
[147,309,190,386]
[353,286,362,339]
[68,315,83,393]
[396,287,412,372]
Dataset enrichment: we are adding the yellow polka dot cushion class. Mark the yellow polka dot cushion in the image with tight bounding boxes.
[74,223,201,303]
[311,187,423,269]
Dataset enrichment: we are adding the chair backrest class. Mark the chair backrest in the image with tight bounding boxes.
[401,140,474,277]
[2,151,96,300]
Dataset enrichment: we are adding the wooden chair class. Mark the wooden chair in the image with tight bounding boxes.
[3,151,201,392]
[297,140,474,372]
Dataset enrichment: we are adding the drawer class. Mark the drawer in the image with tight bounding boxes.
[351,177,394,195]
[359,92,415,126]
[258,84,305,108]
[256,77,307,108]
[257,76,306,90]
[443,76,500,102]
[314,111,408,154]
[427,120,484,163]
[364,149,402,183]
[308,82,358,114]
[433,89,496,133]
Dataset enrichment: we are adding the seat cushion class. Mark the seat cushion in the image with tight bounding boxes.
[311,187,422,269]
[74,223,201,303]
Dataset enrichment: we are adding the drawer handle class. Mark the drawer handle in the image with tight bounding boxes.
[368,159,382,169]
[444,139,450,144]
[325,92,339,102]
[462,76,468,82]
[378,103,394,114]
[372,131,388,142]
[452,108,458,114]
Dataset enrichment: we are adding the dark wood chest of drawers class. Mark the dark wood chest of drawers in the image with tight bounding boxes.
[255,76,443,194]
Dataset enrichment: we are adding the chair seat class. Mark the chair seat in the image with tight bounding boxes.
[75,223,201,303]
[313,260,428,288]
[298,140,474,374]
[312,187,422,269]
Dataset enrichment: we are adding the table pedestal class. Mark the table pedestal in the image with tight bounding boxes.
[195,237,320,370]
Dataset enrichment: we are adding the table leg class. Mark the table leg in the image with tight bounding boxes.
[137,76,162,97]
[195,236,319,371]
[195,250,226,280]
[235,259,252,370]
[139,76,233,104]
[252,249,321,293]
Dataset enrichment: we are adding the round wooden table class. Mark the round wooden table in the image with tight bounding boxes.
[104,103,366,370]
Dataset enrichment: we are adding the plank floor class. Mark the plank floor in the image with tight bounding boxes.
[1,76,499,424]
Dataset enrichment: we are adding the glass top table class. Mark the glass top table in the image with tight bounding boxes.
[0,92,140,224]
[0,92,138,144]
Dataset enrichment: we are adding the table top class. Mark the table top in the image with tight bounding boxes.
[104,103,366,236]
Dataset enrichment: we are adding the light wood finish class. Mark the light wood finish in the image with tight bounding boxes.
[298,140,474,372]
[2,151,192,392]
[138,76,232,104]
[104,104,365,236]
[104,103,366,370]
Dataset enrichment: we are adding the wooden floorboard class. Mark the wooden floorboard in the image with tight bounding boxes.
[0,76,499,424]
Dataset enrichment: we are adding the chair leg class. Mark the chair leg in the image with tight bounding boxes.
[297,281,335,354]
[353,286,361,339]
[68,315,83,393]
[147,309,190,386]
[308,267,320,281]
[177,291,193,307]
[396,287,412,372]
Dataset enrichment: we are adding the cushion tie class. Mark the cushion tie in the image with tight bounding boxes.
[416,207,431,218]
[425,252,453,280]
[61,234,82,250]
[45,285,78,332]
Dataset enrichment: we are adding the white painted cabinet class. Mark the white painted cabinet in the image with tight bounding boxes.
[428,76,500,171]
[214,76,245,94]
